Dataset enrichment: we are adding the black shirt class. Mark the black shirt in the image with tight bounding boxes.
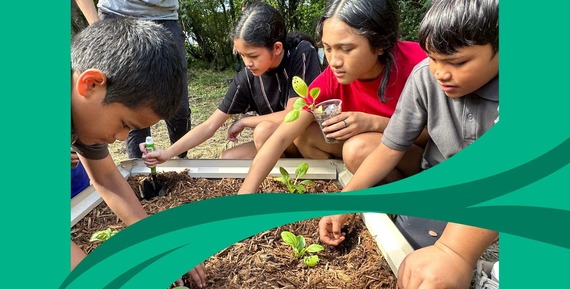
[218,40,321,115]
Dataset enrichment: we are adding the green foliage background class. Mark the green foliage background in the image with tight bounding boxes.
[72,0,429,70]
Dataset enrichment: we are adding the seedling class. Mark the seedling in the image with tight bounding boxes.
[274,162,314,194]
[89,228,119,243]
[281,231,324,267]
[284,76,321,122]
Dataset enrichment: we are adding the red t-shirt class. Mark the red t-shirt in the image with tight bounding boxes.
[309,41,426,117]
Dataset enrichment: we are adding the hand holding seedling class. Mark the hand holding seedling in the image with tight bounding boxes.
[284,76,321,122]
[281,231,324,267]
[274,162,314,193]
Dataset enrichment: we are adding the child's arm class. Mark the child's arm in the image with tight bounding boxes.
[397,223,498,289]
[80,154,208,287]
[80,154,148,225]
[75,0,100,24]
[343,142,406,191]
[319,142,406,245]
[226,97,300,141]
[238,110,315,194]
[141,109,231,166]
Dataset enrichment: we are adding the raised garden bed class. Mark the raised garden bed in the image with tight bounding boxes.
[71,159,414,288]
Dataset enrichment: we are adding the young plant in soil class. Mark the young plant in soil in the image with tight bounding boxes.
[89,228,119,242]
[284,76,321,122]
[273,162,314,194]
[281,231,324,267]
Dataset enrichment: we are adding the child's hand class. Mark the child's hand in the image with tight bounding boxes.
[321,111,366,141]
[318,214,350,245]
[138,143,169,167]
[227,119,245,142]
[397,242,473,289]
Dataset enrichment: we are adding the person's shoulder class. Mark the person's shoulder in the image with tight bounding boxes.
[292,40,317,53]
[408,58,433,81]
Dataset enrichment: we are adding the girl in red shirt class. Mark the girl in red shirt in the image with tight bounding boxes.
[239,0,427,194]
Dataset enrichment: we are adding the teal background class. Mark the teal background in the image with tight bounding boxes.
[3,1,569,288]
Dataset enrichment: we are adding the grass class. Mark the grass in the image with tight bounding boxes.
[109,68,253,163]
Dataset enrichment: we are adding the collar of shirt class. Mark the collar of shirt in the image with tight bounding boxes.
[474,75,499,102]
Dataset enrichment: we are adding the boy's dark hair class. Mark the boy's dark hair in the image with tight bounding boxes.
[419,0,499,55]
[316,0,400,102]
[71,18,184,119]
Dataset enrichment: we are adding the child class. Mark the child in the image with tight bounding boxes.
[71,18,205,288]
[140,2,321,163]
[319,0,499,288]
[75,0,191,159]
[237,0,427,194]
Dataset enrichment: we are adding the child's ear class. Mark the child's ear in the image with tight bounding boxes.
[273,41,284,55]
[76,69,107,97]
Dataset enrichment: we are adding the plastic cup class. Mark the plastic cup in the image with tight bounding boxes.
[312,99,342,143]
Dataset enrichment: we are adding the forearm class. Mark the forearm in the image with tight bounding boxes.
[83,156,147,225]
[436,223,498,267]
[239,110,288,127]
[343,143,404,191]
[365,113,391,133]
[75,0,100,24]
[165,125,214,159]
[166,110,229,158]
[238,134,291,194]
[238,113,310,194]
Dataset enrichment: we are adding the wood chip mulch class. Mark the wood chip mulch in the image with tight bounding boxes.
[71,171,396,289]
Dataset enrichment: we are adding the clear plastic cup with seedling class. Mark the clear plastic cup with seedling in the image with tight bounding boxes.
[312,99,342,143]
[285,76,342,143]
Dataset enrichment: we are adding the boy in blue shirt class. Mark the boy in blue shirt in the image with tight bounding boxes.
[319,0,499,288]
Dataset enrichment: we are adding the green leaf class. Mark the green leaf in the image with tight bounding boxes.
[296,235,306,252]
[286,183,296,193]
[284,110,300,122]
[300,180,314,186]
[303,255,320,267]
[309,87,320,101]
[292,76,308,97]
[292,246,300,257]
[295,162,309,179]
[292,97,307,110]
[278,167,291,186]
[306,244,324,253]
[89,228,118,242]
[281,231,298,247]
[274,176,286,184]
[298,247,307,258]
[294,184,306,194]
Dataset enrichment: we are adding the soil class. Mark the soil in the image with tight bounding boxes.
[71,171,397,289]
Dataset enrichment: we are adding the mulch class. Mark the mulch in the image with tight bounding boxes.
[71,171,397,289]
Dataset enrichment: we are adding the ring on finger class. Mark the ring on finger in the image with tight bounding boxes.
[342,120,348,127]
